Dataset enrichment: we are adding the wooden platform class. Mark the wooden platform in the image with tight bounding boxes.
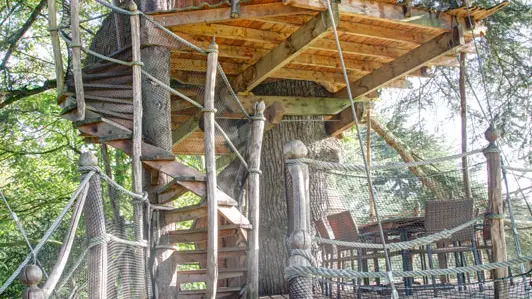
[144,0,507,154]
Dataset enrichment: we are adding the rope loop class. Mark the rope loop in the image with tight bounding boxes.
[485,213,505,220]
[47,26,59,32]
[251,116,266,121]
[130,60,144,67]
[201,107,218,113]
[70,43,82,48]
[290,249,317,267]
[248,168,262,175]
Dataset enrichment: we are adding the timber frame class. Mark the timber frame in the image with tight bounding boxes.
[142,0,508,153]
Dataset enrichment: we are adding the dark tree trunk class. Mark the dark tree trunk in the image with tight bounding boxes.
[250,80,344,296]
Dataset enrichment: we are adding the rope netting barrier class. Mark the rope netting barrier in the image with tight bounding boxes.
[285,147,532,298]
[0,161,151,298]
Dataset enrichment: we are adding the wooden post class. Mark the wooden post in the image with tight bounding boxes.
[20,264,44,299]
[484,126,508,298]
[47,0,64,96]
[366,103,375,222]
[129,4,147,297]
[204,38,219,299]
[247,101,266,299]
[80,152,108,299]
[70,0,85,120]
[460,52,472,200]
[284,140,312,299]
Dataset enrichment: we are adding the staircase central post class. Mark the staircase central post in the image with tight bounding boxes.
[204,38,219,299]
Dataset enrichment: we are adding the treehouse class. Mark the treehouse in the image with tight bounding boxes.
[9,0,521,298]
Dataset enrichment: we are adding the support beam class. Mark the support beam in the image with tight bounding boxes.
[151,2,314,26]
[338,21,434,46]
[327,27,463,135]
[171,24,291,43]
[232,95,355,116]
[172,113,201,146]
[309,39,407,60]
[231,9,338,92]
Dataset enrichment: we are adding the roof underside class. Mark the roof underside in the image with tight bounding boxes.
[145,0,507,155]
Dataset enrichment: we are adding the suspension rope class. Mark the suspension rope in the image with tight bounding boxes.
[216,63,251,120]
[78,166,147,201]
[0,175,92,295]
[214,121,249,169]
[323,0,397,296]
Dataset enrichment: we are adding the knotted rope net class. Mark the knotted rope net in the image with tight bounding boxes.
[285,148,532,298]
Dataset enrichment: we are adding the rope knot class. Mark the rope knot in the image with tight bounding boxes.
[248,168,262,175]
[201,107,217,113]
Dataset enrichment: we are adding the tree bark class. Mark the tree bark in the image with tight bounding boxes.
[249,80,344,295]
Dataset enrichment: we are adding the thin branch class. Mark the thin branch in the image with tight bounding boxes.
[0,79,57,109]
[0,0,47,70]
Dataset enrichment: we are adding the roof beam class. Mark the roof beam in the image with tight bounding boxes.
[171,24,290,43]
[231,10,339,92]
[327,27,464,136]
[309,39,407,59]
[151,2,314,27]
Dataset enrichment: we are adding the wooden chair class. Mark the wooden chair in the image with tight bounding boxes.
[424,199,484,296]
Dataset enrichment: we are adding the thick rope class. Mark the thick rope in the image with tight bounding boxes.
[288,148,484,173]
[502,165,532,173]
[290,249,318,267]
[78,166,147,201]
[315,215,484,251]
[140,69,204,109]
[0,175,92,295]
[285,255,532,281]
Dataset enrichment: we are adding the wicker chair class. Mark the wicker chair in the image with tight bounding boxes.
[424,199,484,295]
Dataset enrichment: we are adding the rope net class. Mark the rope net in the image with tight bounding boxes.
[287,149,532,298]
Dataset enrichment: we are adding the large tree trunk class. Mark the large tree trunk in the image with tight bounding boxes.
[250,80,344,295]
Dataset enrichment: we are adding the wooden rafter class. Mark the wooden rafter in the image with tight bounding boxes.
[151,2,314,27]
[326,27,464,136]
[231,10,338,92]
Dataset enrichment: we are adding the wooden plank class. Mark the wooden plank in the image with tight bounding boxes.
[231,10,337,92]
[175,268,246,284]
[263,102,285,131]
[309,39,407,59]
[328,28,463,136]
[283,0,326,11]
[171,113,200,146]
[171,24,290,43]
[338,21,434,45]
[151,2,314,26]
[171,58,245,75]
[272,68,360,83]
[290,53,382,72]
[173,44,269,61]
[233,95,352,116]
[203,40,219,299]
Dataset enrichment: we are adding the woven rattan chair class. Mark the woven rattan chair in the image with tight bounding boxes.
[424,199,484,295]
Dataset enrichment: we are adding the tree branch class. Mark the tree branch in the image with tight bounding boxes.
[0,0,47,70]
[0,79,56,109]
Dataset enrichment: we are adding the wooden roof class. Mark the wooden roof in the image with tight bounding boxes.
[145,0,507,155]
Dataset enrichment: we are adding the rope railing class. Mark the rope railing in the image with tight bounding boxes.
[285,255,532,281]
[287,148,485,173]
[315,215,485,251]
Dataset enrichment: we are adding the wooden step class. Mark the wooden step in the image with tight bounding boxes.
[75,116,133,139]
[176,268,247,284]
[171,247,247,264]
[178,286,242,298]
[82,47,132,74]
[81,88,133,99]
[81,83,132,90]
[167,224,252,243]
[86,105,133,121]
[162,200,238,224]
[85,95,132,105]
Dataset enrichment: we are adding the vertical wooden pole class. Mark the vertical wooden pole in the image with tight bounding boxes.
[484,126,508,298]
[366,103,375,222]
[70,0,85,120]
[80,152,108,299]
[112,0,125,50]
[129,3,147,297]
[460,52,472,200]
[47,0,64,96]
[284,140,312,299]
[204,38,219,299]
[247,101,266,299]
[20,264,44,299]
